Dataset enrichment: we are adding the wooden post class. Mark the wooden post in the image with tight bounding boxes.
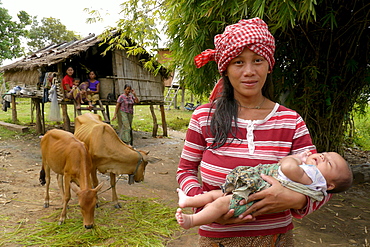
[181,87,185,110]
[33,98,42,134]
[11,95,17,123]
[160,104,167,137]
[61,103,70,132]
[41,102,45,134]
[149,105,158,137]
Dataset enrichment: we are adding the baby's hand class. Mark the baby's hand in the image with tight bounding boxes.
[299,150,312,163]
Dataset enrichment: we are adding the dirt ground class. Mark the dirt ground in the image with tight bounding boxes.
[0,128,369,246]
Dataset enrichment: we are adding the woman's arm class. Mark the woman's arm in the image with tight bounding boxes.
[213,174,308,224]
[94,82,100,93]
[111,102,121,121]
[132,89,140,103]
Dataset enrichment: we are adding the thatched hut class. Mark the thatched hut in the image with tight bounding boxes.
[0,34,168,136]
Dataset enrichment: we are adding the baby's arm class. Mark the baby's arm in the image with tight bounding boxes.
[279,155,312,185]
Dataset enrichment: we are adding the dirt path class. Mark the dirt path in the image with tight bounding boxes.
[0,130,369,246]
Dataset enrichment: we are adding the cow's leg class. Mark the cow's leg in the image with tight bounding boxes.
[44,165,51,208]
[91,168,100,208]
[110,173,121,208]
[57,174,64,198]
[59,175,71,225]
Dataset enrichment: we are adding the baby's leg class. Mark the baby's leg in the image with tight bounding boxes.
[177,188,223,208]
[175,195,231,229]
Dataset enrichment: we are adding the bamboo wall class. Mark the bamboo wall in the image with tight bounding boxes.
[112,50,164,102]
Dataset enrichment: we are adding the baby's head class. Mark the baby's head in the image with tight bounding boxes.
[73,78,81,86]
[306,152,352,193]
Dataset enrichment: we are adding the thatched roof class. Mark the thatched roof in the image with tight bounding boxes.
[0,34,98,72]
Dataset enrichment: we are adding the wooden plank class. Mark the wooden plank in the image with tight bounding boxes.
[0,121,29,133]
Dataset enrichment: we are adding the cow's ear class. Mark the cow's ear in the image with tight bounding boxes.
[94,182,104,192]
[70,182,81,194]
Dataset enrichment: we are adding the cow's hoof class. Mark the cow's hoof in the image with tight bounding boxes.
[114,203,122,209]
[85,224,94,229]
[58,221,64,225]
[95,203,100,208]
[44,203,49,208]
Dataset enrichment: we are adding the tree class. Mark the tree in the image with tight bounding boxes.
[0,4,31,64]
[27,17,80,53]
[97,0,369,152]
[86,0,168,75]
[163,0,370,152]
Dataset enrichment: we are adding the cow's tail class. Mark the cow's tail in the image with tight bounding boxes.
[39,163,46,186]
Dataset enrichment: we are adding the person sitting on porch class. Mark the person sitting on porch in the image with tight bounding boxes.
[86,70,100,106]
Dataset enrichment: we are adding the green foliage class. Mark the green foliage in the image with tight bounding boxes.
[0,196,179,246]
[271,1,370,152]
[345,105,370,150]
[0,5,31,63]
[162,0,369,153]
[27,17,81,53]
[87,0,168,77]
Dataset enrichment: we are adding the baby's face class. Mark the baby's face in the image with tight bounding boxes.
[306,152,347,183]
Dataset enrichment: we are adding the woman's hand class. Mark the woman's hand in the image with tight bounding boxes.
[213,208,256,225]
[237,174,307,218]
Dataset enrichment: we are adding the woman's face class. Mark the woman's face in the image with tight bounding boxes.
[89,71,96,79]
[225,47,270,101]
[66,67,74,76]
[124,86,132,95]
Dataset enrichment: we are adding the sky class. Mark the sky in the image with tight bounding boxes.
[1,0,123,37]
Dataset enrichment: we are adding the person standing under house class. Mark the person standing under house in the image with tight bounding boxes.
[86,71,100,106]
[177,17,331,246]
[112,84,140,145]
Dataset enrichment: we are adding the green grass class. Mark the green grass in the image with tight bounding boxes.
[3,98,370,150]
[0,98,192,136]
[348,109,370,150]
[0,99,192,246]
[0,196,180,246]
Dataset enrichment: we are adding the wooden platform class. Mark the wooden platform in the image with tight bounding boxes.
[0,121,29,133]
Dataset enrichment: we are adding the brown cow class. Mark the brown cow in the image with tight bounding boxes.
[74,112,149,208]
[39,129,103,228]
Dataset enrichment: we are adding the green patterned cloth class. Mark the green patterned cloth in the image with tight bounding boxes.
[222,163,324,217]
[221,163,280,217]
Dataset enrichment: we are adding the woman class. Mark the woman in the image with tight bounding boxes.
[112,84,140,145]
[177,17,331,246]
[86,70,100,106]
[61,67,84,108]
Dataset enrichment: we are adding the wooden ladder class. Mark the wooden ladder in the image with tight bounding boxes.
[164,84,180,110]
[74,100,110,123]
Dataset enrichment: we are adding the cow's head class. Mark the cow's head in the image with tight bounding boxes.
[130,150,149,184]
[71,182,103,229]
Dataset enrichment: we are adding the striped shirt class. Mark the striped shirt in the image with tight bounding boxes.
[177,103,331,238]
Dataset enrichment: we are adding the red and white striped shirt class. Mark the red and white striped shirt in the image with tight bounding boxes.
[177,103,331,238]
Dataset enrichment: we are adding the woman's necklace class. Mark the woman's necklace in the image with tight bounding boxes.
[239,97,266,109]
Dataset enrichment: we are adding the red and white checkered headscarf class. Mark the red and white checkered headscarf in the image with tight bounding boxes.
[194,18,275,101]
